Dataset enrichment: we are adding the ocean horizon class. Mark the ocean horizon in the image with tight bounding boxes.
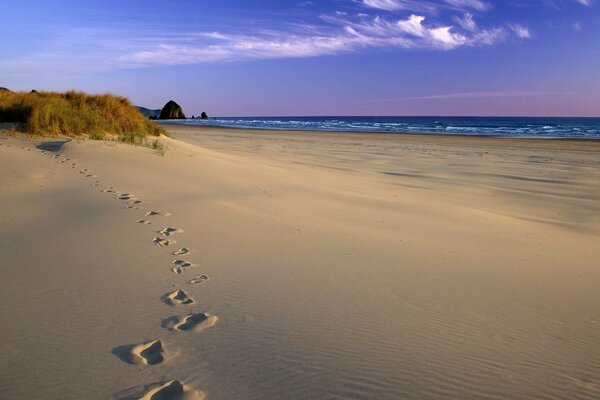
[163,116,600,139]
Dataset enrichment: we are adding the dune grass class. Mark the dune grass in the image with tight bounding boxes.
[0,90,165,143]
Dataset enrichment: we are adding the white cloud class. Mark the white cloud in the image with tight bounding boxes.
[118,13,516,66]
[509,24,531,38]
[0,2,532,71]
[453,13,477,31]
[361,0,423,11]
[360,0,490,12]
[396,15,468,49]
[444,0,490,11]
[575,0,592,6]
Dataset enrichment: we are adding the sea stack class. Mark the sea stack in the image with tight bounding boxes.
[201,112,208,119]
[159,100,186,119]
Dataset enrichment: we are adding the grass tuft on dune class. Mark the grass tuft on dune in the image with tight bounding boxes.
[0,90,165,142]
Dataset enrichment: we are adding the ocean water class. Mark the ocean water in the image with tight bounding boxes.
[165,116,600,138]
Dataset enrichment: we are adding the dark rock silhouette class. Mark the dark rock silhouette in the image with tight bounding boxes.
[201,112,208,120]
[159,100,186,120]
[0,87,12,93]
[30,90,38,94]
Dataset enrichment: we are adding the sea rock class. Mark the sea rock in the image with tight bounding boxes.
[201,112,208,119]
[0,87,12,93]
[159,100,186,120]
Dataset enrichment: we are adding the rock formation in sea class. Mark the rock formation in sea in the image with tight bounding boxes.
[0,87,12,92]
[159,100,186,120]
[201,112,208,119]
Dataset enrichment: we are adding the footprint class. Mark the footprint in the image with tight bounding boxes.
[158,227,182,237]
[137,220,151,225]
[112,340,164,366]
[172,248,190,256]
[163,289,194,306]
[171,260,194,274]
[118,194,134,200]
[153,237,175,247]
[189,275,209,285]
[147,211,171,217]
[172,313,217,332]
[129,200,142,205]
[137,380,204,400]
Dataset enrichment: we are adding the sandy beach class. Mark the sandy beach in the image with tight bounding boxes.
[1,125,599,400]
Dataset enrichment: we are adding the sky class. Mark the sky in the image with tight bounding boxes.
[1,0,599,116]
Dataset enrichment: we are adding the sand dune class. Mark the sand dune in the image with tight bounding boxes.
[1,126,599,399]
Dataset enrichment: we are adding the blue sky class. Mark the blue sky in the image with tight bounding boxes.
[1,0,599,116]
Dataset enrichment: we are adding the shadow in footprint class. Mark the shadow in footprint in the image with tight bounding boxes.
[158,227,182,237]
[171,260,194,274]
[164,313,218,332]
[162,289,194,306]
[161,316,181,329]
[189,275,209,285]
[112,340,164,365]
[113,379,204,400]
[173,248,190,256]
[153,237,175,247]
[36,139,71,152]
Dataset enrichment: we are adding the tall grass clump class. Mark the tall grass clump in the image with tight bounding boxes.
[0,90,165,141]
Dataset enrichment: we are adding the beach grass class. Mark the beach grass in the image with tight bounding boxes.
[0,90,165,141]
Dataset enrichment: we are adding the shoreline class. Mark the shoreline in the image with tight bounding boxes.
[161,122,600,151]
[157,120,600,141]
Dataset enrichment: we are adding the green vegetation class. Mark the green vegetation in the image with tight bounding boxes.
[148,138,167,156]
[0,90,165,142]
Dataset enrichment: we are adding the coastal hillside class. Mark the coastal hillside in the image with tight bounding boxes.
[0,90,164,142]
[137,106,161,119]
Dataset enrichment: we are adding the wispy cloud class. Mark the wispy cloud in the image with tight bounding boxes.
[118,12,520,66]
[574,0,592,6]
[354,90,561,103]
[0,0,533,71]
[401,90,557,100]
[509,24,532,38]
[360,0,432,12]
[453,13,477,31]
[360,0,490,12]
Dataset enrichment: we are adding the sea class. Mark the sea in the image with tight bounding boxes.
[165,116,600,139]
